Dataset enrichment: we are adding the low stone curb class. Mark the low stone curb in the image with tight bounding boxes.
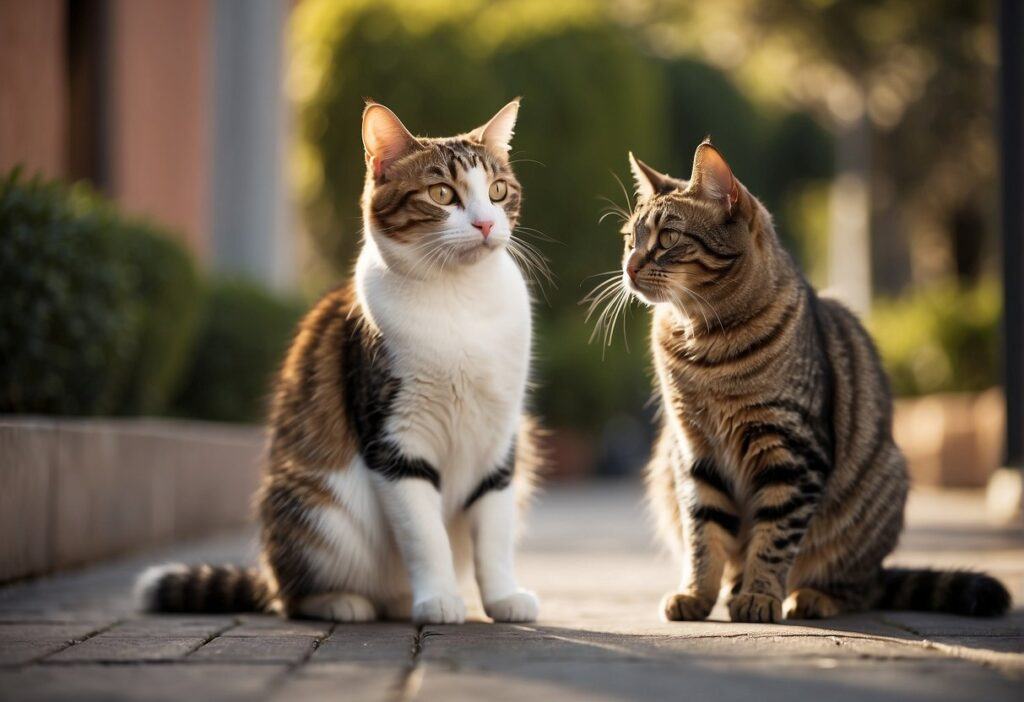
[0,417,263,583]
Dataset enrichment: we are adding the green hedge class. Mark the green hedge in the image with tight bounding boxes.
[1,171,138,414]
[88,196,203,416]
[870,279,1000,396]
[171,278,305,423]
[0,171,201,416]
[290,0,834,432]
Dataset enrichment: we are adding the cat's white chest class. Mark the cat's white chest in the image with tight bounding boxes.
[357,249,531,507]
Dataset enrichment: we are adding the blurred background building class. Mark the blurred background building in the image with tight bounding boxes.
[1,0,1020,505]
[0,0,293,288]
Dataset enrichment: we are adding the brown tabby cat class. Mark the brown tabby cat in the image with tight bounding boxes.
[617,140,1010,622]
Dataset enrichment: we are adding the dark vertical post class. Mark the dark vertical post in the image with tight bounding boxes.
[999,0,1023,474]
[66,0,111,190]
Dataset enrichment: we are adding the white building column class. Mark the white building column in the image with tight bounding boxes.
[211,0,293,290]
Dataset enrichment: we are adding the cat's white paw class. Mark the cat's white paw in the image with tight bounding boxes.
[484,590,539,623]
[296,592,377,622]
[412,593,466,624]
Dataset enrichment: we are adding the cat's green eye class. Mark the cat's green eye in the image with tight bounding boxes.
[658,230,680,249]
[429,184,455,206]
[489,180,508,202]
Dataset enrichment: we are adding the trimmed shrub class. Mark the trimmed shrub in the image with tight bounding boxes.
[0,171,202,416]
[870,278,1000,396]
[290,0,834,433]
[107,217,202,415]
[291,0,668,430]
[0,171,139,414]
[171,278,305,423]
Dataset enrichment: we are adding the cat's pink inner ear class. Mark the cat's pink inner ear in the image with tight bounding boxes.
[692,143,739,213]
[362,103,420,178]
[471,99,520,154]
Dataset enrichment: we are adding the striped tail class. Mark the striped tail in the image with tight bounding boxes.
[877,568,1011,617]
[134,563,271,614]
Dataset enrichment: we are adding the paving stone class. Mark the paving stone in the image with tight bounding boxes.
[925,636,1024,674]
[0,485,1022,700]
[47,636,206,662]
[0,663,286,702]
[881,610,1024,636]
[0,622,112,665]
[227,615,332,637]
[107,616,235,638]
[1,640,71,667]
[417,657,1023,702]
[0,623,110,642]
[420,623,946,666]
[187,635,317,664]
[537,612,914,639]
[310,624,417,663]
[270,662,406,701]
[931,635,1024,654]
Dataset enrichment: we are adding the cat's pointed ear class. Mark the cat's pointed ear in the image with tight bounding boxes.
[690,139,740,214]
[470,98,520,155]
[628,152,673,198]
[362,101,421,180]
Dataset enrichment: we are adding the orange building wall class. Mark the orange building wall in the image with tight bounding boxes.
[108,0,212,257]
[0,0,67,179]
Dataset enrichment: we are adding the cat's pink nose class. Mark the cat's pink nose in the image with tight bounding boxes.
[472,220,494,239]
[627,262,639,282]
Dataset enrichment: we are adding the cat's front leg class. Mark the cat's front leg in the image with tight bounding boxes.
[729,446,826,623]
[372,467,465,624]
[663,456,740,621]
[465,466,538,623]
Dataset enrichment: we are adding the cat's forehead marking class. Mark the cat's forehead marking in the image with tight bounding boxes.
[462,165,490,197]
[640,192,722,233]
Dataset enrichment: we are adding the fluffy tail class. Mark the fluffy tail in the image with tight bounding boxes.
[877,568,1011,617]
[134,563,271,614]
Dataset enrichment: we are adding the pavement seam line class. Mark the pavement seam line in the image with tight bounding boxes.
[36,618,240,667]
[263,621,337,695]
[875,613,1023,676]
[181,617,243,658]
[30,618,122,665]
[393,625,428,702]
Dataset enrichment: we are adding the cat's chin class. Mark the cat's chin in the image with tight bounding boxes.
[627,282,668,306]
[453,241,501,265]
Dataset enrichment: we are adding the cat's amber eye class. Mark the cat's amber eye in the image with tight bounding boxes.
[489,180,508,202]
[658,230,680,249]
[428,184,455,206]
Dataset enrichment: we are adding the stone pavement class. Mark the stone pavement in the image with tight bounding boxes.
[1,483,1022,701]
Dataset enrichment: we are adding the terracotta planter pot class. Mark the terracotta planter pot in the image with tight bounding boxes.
[893,388,1004,488]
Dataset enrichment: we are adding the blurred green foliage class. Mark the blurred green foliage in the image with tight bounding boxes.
[171,278,305,423]
[0,170,140,414]
[870,278,1000,396]
[0,168,304,424]
[81,193,204,416]
[291,0,833,431]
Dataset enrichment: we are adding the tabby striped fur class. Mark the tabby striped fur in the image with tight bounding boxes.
[136,100,544,624]
[623,141,1010,622]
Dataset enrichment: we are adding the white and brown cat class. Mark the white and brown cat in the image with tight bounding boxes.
[136,100,543,624]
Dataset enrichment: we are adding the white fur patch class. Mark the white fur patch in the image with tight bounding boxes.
[133,563,189,612]
[342,227,533,613]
